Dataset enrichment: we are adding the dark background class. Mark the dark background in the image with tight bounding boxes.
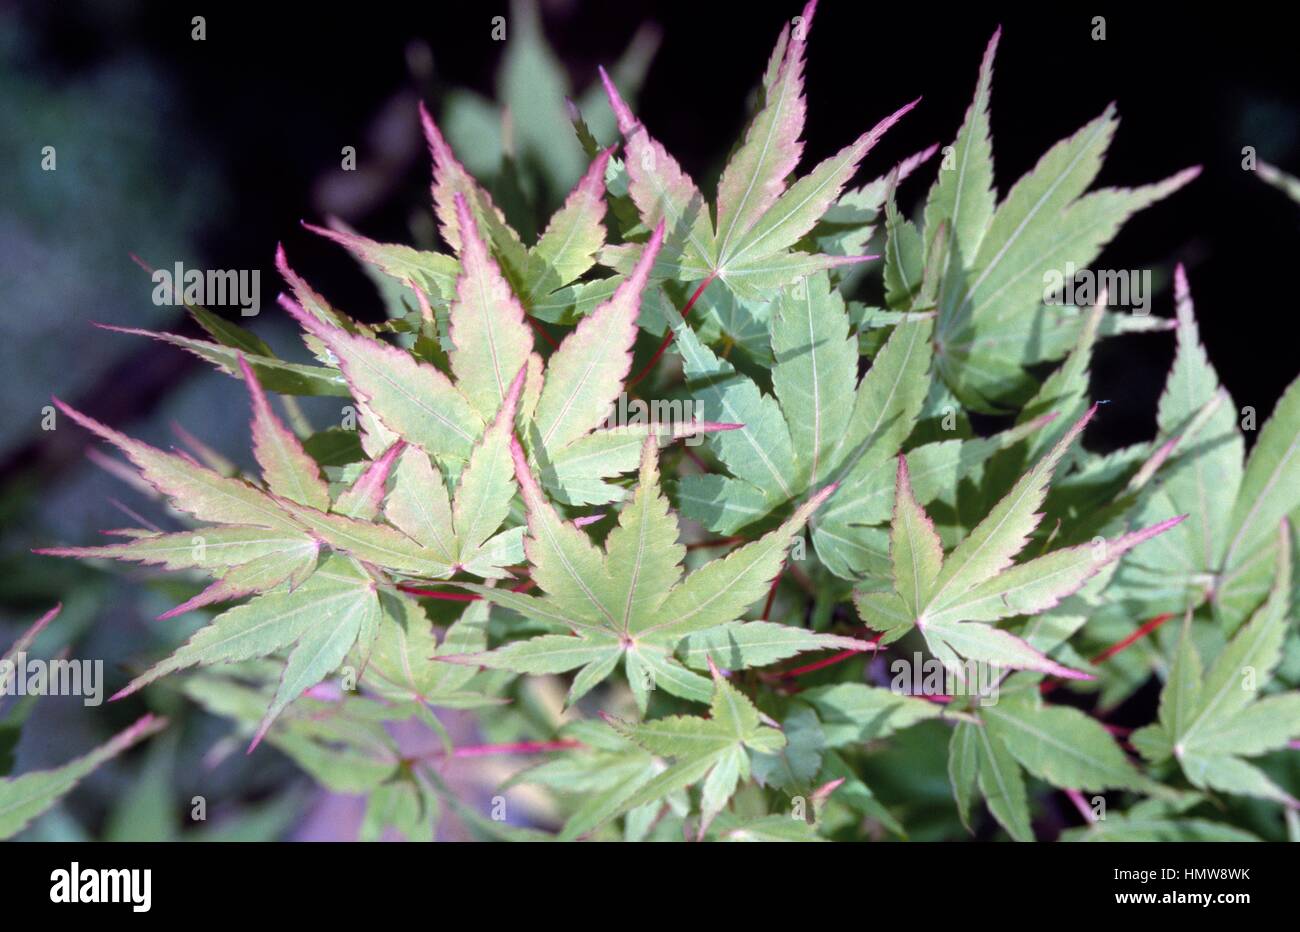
[1,1,1297,840]
[12,1,1300,454]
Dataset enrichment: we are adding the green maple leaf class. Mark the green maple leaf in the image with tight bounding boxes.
[114,555,382,748]
[859,405,1186,677]
[950,675,1171,841]
[598,663,787,839]
[672,271,933,538]
[423,101,610,308]
[445,436,860,710]
[900,27,1196,411]
[42,364,326,619]
[1109,267,1300,632]
[514,719,678,842]
[0,712,165,840]
[183,661,414,797]
[1132,530,1300,807]
[306,97,620,326]
[47,362,468,742]
[288,215,727,508]
[598,0,916,303]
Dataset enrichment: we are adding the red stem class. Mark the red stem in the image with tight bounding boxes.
[396,588,479,602]
[627,273,716,389]
[760,570,783,621]
[769,648,862,680]
[1042,611,1178,697]
[397,579,536,601]
[681,446,711,473]
[527,315,559,350]
[1064,787,1096,823]
[1090,612,1176,664]
[685,536,745,551]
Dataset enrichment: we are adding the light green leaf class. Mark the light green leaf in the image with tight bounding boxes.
[118,556,378,700]
[890,454,944,616]
[770,273,857,487]
[54,402,299,534]
[974,719,1033,841]
[676,621,868,671]
[0,715,166,840]
[982,688,1160,794]
[923,28,999,265]
[446,197,536,421]
[602,667,785,834]
[799,683,943,748]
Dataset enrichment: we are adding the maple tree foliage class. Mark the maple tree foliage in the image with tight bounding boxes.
[18,0,1300,842]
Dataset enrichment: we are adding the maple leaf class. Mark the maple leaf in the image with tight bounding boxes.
[40,379,324,619]
[950,675,1171,842]
[306,106,616,328]
[0,713,166,840]
[672,271,933,538]
[598,0,917,303]
[899,27,1197,412]
[1131,528,1300,807]
[596,662,787,839]
[40,380,468,744]
[112,555,382,749]
[1111,267,1300,631]
[443,436,861,711]
[858,405,1186,677]
[286,210,731,508]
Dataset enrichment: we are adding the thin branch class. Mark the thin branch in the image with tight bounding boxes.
[628,273,717,389]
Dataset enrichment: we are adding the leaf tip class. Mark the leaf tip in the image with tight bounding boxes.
[1174,262,1190,305]
[598,65,637,134]
[418,99,452,164]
